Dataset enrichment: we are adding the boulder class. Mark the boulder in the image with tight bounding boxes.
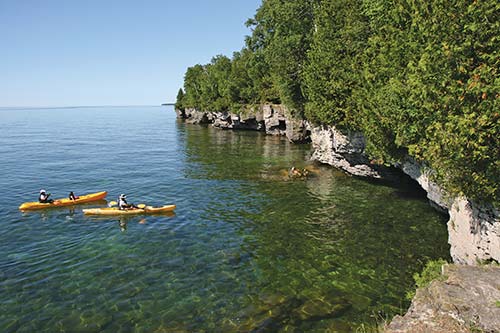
[386,264,500,333]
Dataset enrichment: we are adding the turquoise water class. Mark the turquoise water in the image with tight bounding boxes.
[0,106,449,332]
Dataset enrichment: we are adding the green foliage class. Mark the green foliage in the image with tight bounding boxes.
[246,0,315,115]
[182,64,204,109]
[177,0,499,202]
[405,259,448,300]
[303,0,369,127]
[175,88,185,110]
[358,0,499,201]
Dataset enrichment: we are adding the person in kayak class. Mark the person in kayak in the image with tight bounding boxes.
[68,191,79,201]
[118,194,137,210]
[39,189,54,203]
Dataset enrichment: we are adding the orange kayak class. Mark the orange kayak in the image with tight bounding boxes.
[19,191,108,210]
[83,205,176,216]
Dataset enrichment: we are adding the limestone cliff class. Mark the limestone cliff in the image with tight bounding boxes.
[309,124,499,265]
[401,159,500,265]
[176,105,309,143]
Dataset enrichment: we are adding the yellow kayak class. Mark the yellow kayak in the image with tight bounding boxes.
[19,191,108,211]
[83,205,176,216]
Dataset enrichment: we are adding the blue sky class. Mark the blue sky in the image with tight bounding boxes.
[0,0,262,107]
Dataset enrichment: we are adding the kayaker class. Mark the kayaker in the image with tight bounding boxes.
[68,192,79,201]
[118,194,137,210]
[39,189,54,203]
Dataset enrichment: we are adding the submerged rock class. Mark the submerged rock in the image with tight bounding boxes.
[293,298,351,321]
[386,264,500,333]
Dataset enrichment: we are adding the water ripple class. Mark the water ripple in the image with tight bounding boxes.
[0,106,450,332]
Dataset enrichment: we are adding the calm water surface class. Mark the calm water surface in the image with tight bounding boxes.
[0,106,449,332]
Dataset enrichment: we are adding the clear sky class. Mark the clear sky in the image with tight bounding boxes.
[0,0,262,107]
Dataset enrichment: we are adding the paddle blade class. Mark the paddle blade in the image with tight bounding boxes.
[108,201,117,207]
[137,204,146,209]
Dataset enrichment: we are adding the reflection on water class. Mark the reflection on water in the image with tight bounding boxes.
[0,107,449,332]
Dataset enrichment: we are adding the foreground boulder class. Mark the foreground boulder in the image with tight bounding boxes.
[386,264,500,333]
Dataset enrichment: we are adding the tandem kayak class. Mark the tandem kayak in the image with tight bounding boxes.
[19,191,108,210]
[83,205,176,216]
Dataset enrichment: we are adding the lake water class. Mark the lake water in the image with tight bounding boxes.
[0,106,449,332]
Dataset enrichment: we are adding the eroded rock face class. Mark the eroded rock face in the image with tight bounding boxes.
[176,105,309,142]
[386,264,500,333]
[310,131,500,264]
[401,158,500,265]
[400,159,451,212]
[285,118,311,143]
[310,125,383,178]
[448,199,500,265]
[262,104,287,136]
[181,108,211,124]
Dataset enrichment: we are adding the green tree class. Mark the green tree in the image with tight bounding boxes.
[175,88,185,110]
[199,55,232,111]
[246,0,316,114]
[182,64,205,108]
[177,0,500,202]
[303,0,369,127]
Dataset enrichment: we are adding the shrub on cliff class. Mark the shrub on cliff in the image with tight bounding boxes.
[406,259,448,300]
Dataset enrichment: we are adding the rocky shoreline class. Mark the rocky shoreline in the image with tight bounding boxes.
[176,104,500,331]
[176,104,499,265]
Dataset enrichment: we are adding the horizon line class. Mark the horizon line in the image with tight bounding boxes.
[0,104,175,110]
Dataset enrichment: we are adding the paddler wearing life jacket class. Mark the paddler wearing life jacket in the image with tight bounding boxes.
[69,191,79,201]
[39,189,54,203]
[118,194,137,210]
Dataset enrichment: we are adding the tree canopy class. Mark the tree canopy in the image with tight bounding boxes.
[176,0,499,203]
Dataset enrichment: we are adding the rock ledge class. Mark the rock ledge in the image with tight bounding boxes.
[386,264,500,333]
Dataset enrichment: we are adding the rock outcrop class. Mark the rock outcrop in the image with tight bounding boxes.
[400,158,500,265]
[400,159,451,212]
[386,264,500,333]
[285,117,310,143]
[448,199,500,265]
[181,108,211,125]
[262,104,287,136]
[309,125,383,178]
[175,104,308,142]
